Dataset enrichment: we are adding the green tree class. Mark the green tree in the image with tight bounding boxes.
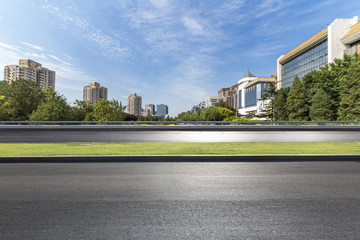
[199,107,221,121]
[217,107,233,120]
[0,95,8,120]
[0,79,43,120]
[258,82,276,120]
[338,59,360,120]
[286,75,309,121]
[70,100,94,121]
[215,99,235,111]
[93,99,126,121]
[309,89,334,121]
[273,87,290,121]
[29,88,71,121]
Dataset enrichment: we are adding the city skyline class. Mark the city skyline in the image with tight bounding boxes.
[1,0,360,116]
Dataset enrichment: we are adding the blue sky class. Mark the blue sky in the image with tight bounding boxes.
[0,0,359,116]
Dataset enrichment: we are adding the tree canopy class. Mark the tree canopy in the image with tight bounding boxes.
[30,88,71,121]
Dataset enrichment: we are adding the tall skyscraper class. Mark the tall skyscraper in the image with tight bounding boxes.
[83,82,108,106]
[4,59,55,89]
[127,93,142,116]
[157,104,168,118]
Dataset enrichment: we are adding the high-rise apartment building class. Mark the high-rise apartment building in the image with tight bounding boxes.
[277,16,360,89]
[157,104,168,118]
[127,93,142,116]
[83,82,108,106]
[4,59,55,89]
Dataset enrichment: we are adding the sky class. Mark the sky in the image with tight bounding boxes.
[0,0,360,116]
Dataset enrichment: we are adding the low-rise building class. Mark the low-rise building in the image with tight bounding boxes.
[205,96,219,108]
[237,71,275,115]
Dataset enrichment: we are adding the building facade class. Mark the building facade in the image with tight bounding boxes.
[4,59,55,89]
[127,93,142,116]
[277,16,360,89]
[83,82,108,106]
[157,104,168,118]
[218,84,239,109]
[145,104,155,116]
[205,96,219,108]
[237,71,275,115]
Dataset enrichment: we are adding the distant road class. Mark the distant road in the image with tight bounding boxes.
[1,161,359,239]
[1,125,360,142]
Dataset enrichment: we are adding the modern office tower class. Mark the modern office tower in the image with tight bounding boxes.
[4,59,56,89]
[157,104,168,118]
[277,16,360,89]
[218,83,239,109]
[127,93,142,116]
[237,71,275,115]
[205,96,219,108]
[83,82,108,106]
[145,104,155,116]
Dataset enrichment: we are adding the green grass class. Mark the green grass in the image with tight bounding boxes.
[1,142,360,156]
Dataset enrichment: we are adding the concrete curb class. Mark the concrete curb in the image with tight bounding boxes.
[1,155,360,163]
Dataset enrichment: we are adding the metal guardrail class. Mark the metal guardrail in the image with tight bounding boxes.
[0,121,101,125]
[0,121,359,125]
[102,121,179,124]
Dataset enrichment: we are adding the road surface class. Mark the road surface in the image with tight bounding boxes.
[0,161,359,239]
[1,128,360,142]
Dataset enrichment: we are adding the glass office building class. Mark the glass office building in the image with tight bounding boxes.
[282,40,328,87]
[277,17,360,89]
[157,104,168,118]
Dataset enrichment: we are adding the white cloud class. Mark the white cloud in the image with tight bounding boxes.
[19,41,44,51]
[161,54,214,102]
[41,2,131,62]
[24,52,47,60]
[0,41,95,89]
[0,42,21,52]
[256,0,288,18]
[182,17,204,35]
[149,0,168,8]
[48,54,71,66]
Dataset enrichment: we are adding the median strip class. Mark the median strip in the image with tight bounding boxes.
[1,142,360,157]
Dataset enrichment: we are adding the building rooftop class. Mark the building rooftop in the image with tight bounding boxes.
[279,27,328,64]
[242,71,256,78]
[244,77,276,88]
[341,21,360,42]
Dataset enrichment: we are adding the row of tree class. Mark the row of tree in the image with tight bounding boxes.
[262,53,360,121]
[175,100,253,121]
[0,79,167,121]
[1,53,359,122]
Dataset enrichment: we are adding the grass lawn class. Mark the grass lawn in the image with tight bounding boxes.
[0,142,360,156]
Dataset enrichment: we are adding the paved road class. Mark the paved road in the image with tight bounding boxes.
[1,161,359,239]
[1,128,360,142]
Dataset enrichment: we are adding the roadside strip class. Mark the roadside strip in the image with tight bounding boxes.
[1,125,360,131]
[1,155,360,163]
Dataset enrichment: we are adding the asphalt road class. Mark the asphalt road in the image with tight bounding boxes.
[1,129,360,142]
[1,161,359,239]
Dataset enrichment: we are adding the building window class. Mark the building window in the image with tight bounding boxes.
[282,40,328,87]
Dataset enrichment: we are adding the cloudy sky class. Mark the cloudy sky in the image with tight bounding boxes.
[0,0,359,116]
